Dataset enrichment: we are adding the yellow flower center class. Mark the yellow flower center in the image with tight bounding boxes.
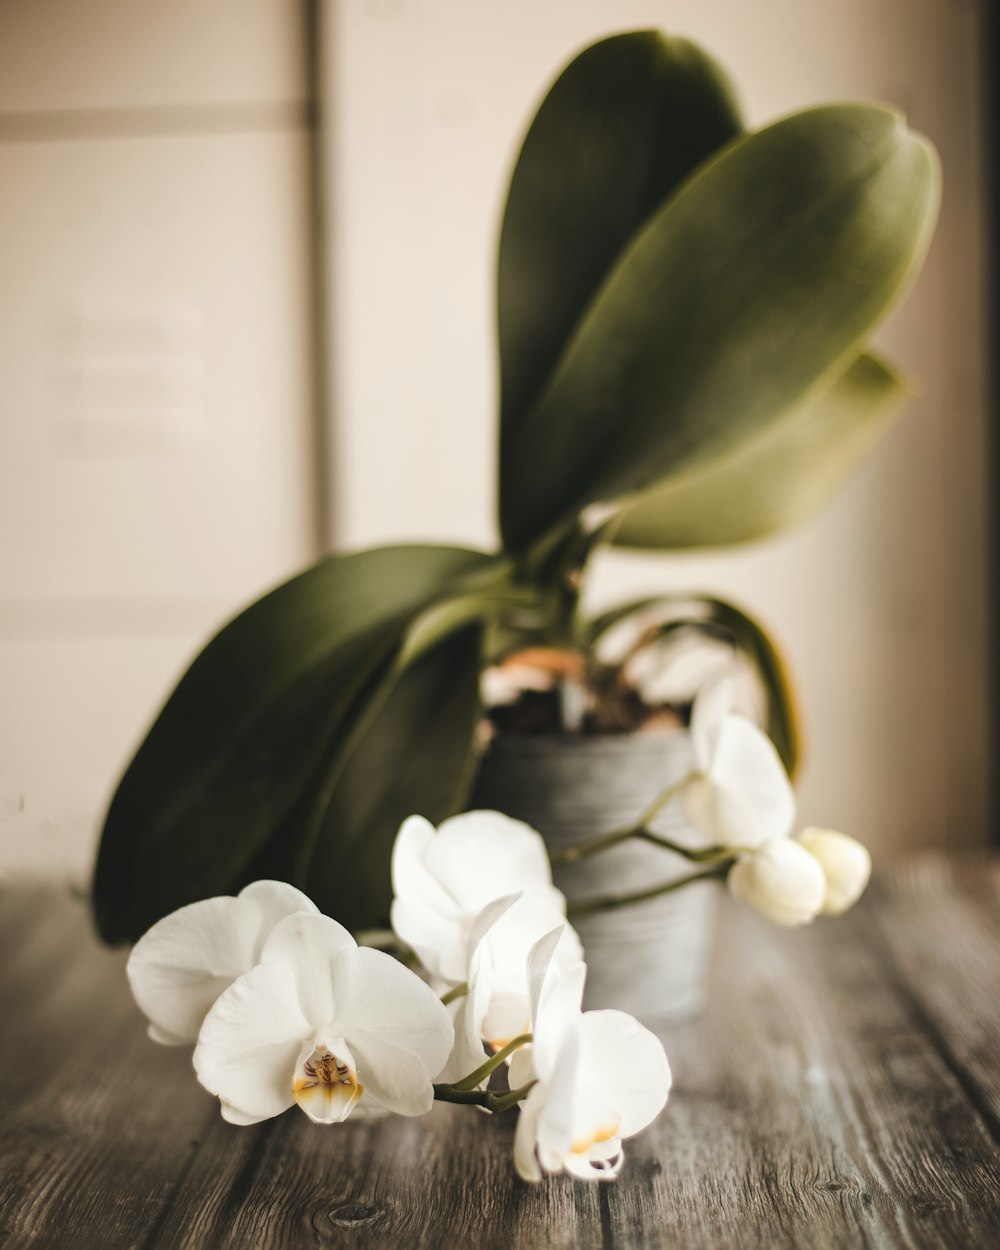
[292,1040,364,1124]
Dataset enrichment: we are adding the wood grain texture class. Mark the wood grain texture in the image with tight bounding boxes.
[0,856,998,1249]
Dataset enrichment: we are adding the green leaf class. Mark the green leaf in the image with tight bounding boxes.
[501,104,940,550]
[611,351,907,548]
[92,544,493,943]
[586,594,801,775]
[498,29,742,501]
[300,625,483,932]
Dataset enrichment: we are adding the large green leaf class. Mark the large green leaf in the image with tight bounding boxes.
[92,544,494,942]
[611,351,906,548]
[300,625,483,932]
[501,104,939,550]
[498,30,742,484]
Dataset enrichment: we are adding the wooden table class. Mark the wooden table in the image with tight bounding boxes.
[2,856,999,1249]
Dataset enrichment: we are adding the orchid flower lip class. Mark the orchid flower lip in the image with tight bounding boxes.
[292,1038,365,1124]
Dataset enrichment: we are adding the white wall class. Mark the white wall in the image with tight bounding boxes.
[0,1,320,879]
[323,0,989,854]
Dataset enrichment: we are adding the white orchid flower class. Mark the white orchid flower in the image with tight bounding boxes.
[390,810,567,983]
[797,827,872,915]
[511,933,671,1183]
[446,893,583,1085]
[727,836,826,927]
[683,678,796,848]
[127,880,319,1045]
[193,911,453,1125]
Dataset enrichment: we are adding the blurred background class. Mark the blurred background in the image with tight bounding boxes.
[0,0,990,882]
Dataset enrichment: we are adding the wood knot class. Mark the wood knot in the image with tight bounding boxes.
[325,1200,382,1228]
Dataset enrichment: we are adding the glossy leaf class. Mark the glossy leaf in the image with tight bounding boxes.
[501,104,939,550]
[498,30,742,499]
[586,594,801,775]
[612,352,906,548]
[92,545,493,942]
[300,626,483,932]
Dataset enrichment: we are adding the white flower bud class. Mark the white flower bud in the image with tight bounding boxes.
[727,836,825,926]
[797,827,871,915]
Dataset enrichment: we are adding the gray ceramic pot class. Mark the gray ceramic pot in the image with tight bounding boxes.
[470,730,717,1024]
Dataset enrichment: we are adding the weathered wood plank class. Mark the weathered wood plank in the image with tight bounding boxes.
[600,889,1000,1250]
[2,861,1000,1250]
[0,882,217,1250]
[869,854,1000,1133]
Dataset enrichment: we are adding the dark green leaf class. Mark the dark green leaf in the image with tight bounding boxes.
[612,351,906,548]
[92,544,492,942]
[301,625,483,932]
[498,29,742,511]
[501,104,939,549]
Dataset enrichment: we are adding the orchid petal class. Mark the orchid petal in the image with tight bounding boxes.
[528,934,586,1083]
[127,880,317,1045]
[690,676,734,770]
[514,1085,545,1182]
[728,836,826,925]
[687,715,795,846]
[465,896,582,1066]
[193,961,311,1123]
[259,912,356,1029]
[332,946,454,1112]
[390,895,466,983]
[391,815,462,917]
[432,810,558,908]
[526,926,569,1031]
[797,827,872,915]
[534,1023,581,1170]
[576,1010,671,1137]
[508,1042,535,1091]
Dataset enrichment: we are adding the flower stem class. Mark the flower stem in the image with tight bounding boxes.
[551,774,697,863]
[631,830,733,863]
[453,1033,532,1092]
[567,863,732,917]
[433,1081,536,1114]
[440,982,468,1007]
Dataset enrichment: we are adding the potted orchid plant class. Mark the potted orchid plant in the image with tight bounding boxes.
[101,26,935,1184]
[94,26,937,1112]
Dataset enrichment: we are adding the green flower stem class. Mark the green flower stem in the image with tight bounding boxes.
[551,774,698,863]
[433,1081,536,1114]
[632,830,733,863]
[453,1033,533,1092]
[440,982,468,1007]
[567,863,733,917]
